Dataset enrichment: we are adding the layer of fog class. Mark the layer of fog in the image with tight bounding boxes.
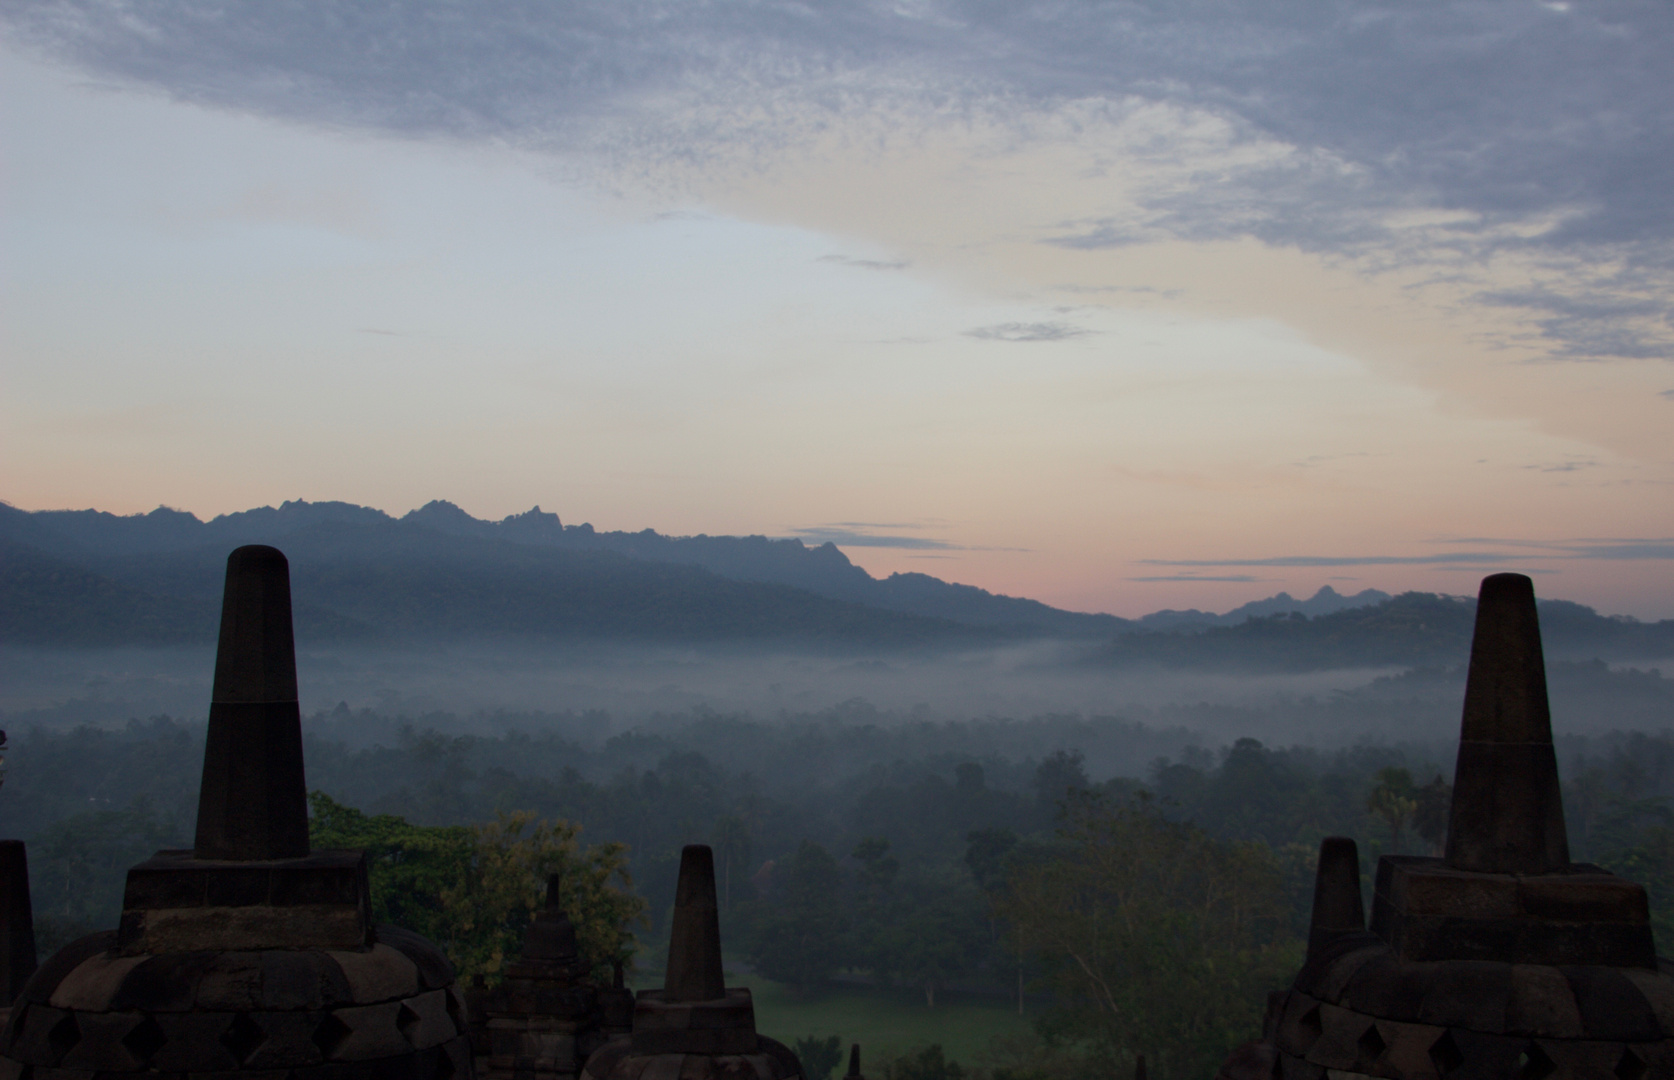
[7,637,1655,760]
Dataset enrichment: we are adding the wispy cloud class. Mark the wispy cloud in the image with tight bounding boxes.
[964,322,1091,342]
[790,525,961,550]
[1129,574,1264,583]
[6,0,1673,358]
[818,254,909,271]
[1141,538,1674,568]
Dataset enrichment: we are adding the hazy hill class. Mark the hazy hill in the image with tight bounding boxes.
[0,515,990,648]
[5,500,1670,668]
[1093,591,1674,671]
[0,499,1123,637]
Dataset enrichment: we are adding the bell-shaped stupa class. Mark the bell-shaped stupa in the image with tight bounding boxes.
[580,845,802,1080]
[0,546,474,1080]
[472,873,624,1080]
[1259,573,1673,1078]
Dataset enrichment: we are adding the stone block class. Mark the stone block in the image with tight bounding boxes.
[1300,1004,1367,1071]
[194,952,264,1011]
[1504,964,1583,1038]
[1416,962,1513,1032]
[1621,969,1674,1039]
[57,1012,147,1071]
[329,947,420,1006]
[242,1009,329,1069]
[1562,966,1660,1042]
[46,954,147,1013]
[119,852,372,955]
[146,1011,243,1071]
[261,949,355,1011]
[108,952,217,1013]
[1375,1018,1445,1079]
[399,990,458,1050]
[1341,956,1432,1022]
[20,935,118,1006]
[375,928,455,992]
[328,1002,415,1062]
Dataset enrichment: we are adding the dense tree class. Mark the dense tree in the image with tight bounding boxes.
[742,841,847,992]
[308,793,646,980]
[1000,791,1302,1080]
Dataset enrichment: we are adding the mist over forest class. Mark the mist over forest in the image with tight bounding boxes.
[3,498,1673,1077]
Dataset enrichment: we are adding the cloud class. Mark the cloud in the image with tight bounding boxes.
[790,525,961,551]
[1129,574,1263,583]
[818,254,909,271]
[5,1,1673,358]
[1142,538,1674,568]
[1142,553,1518,568]
[965,321,1090,342]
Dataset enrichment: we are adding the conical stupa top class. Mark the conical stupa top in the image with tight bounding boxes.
[0,841,37,1004]
[1135,1054,1148,1080]
[524,871,579,960]
[1306,837,1364,959]
[847,1044,861,1079]
[1444,573,1569,874]
[664,844,726,1002]
[193,546,310,861]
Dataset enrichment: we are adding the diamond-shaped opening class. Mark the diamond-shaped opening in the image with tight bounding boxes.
[1616,1048,1648,1080]
[444,991,465,1034]
[221,1012,267,1065]
[121,1015,168,1065]
[435,1045,457,1080]
[1429,1031,1465,1077]
[1517,1042,1556,1080]
[397,1002,422,1046]
[46,1013,80,1065]
[312,1012,354,1061]
[1355,1021,1386,1070]
[1295,1005,1323,1054]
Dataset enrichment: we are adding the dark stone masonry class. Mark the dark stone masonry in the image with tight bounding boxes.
[466,873,632,1080]
[580,846,802,1080]
[1248,573,1674,1080]
[0,546,474,1080]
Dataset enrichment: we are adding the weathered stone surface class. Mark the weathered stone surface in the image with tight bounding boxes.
[1,549,469,1080]
[18,936,118,1007]
[1305,838,1364,961]
[1445,573,1569,876]
[664,848,725,1005]
[1416,962,1513,1033]
[1562,965,1660,1042]
[1239,576,1674,1080]
[194,545,309,863]
[1504,964,1583,1038]
[46,953,147,1013]
[329,946,421,1006]
[377,926,456,992]
[119,851,373,954]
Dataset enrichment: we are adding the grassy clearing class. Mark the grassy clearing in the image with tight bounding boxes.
[745,979,1035,1074]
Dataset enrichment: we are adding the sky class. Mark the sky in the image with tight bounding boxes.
[2,1,1672,619]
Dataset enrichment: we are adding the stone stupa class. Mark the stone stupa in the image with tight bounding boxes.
[580,845,802,1080]
[0,545,474,1080]
[1260,573,1674,1079]
[473,873,627,1080]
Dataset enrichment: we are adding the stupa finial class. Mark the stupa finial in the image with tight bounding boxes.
[194,545,309,861]
[1305,837,1364,959]
[1444,572,1569,873]
[664,845,726,1002]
